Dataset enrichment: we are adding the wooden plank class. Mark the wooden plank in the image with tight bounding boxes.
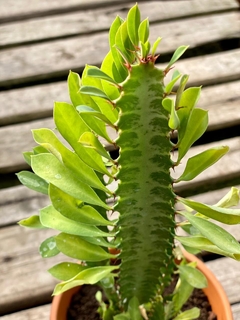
[0,185,49,227]
[0,226,67,315]
[232,303,240,320]
[0,304,50,320]
[0,12,239,87]
[206,257,240,305]
[0,0,237,23]
[0,0,238,47]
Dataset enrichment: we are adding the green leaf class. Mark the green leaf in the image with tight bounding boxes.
[166,45,189,70]
[173,307,200,320]
[177,108,208,162]
[163,98,180,130]
[40,206,113,238]
[54,102,111,176]
[87,67,119,86]
[176,235,240,260]
[179,211,240,257]
[177,87,202,141]
[178,265,207,289]
[140,40,150,59]
[151,37,162,56]
[138,18,149,44]
[48,262,87,281]
[49,184,115,226]
[179,197,240,225]
[176,146,229,182]
[216,187,240,208]
[101,51,121,100]
[80,86,112,102]
[79,132,113,161]
[109,17,128,81]
[53,265,118,295]
[127,4,140,46]
[128,297,142,320]
[39,236,60,258]
[23,151,33,166]
[115,21,135,64]
[16,171,48,195]
[76,105,115,128]
[32,128,110,193]
[114,314,130,320]
[18,215,46,229]
[165,73,181,95]
[68,71,82,106]
[175,75,189,110]
[171,276,194,317]
[31,153,110,209]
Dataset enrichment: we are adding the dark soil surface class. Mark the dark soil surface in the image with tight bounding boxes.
[67,284,217,320]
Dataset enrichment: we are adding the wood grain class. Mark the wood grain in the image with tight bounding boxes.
[0,12,239,87]
[1,0,238,47]
[0,305,51,320]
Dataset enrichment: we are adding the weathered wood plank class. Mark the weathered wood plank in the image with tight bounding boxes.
[0,49,239,128]
[0,0,237,23]
[0,304,50,320]
[0,12,239,87]
[206,257,240,305]
[232,303,240,320]
[1,0,238,47]
[0,226,67,315]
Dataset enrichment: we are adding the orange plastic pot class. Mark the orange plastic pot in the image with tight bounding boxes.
[50,252,233,320]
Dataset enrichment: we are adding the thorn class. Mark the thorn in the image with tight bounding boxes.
[164,66,174,76]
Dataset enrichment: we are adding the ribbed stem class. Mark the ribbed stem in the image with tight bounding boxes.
[115,62,176,307]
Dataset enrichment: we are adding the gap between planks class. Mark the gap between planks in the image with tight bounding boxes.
[0,11,239,87]
[0,0,238,47]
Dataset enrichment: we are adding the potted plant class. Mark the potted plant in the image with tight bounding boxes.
[17,4,240,319]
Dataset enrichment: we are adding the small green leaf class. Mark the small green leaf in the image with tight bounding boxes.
[40,206,113,238]
[166,45,189,70]
[49,184,114,226]
[31,153,110,209]
[177,87,202,142]
[23,151,33,166]
[179,197,240,225]
[16,171,48,195]
[165,73,181,95]
[53,265,118,295]
[114,314,130,320]
[80,86,112,102]
[48,262,87,281]
[216,187,240,208]
[173,307,200,320]
[176,146,229,182]
[79,132,113,161]
[151,37,162,56]
[177,108,208,162]
[179,210,240,257]
[140,41,151,59]
[175,75,189,110]
[32,128,110,193]
[138,18,149,44]
[176,235,240,260]
[68,71,82,106]
[127,4,141,46]
[128,297,142,320]
[163,98,180,130]
[39,236,60,258]
[18,215,46,229]
[76,105,115,128]
[178,265,207,289]
[87,68,119,86]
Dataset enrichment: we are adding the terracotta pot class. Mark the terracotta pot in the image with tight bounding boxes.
[50,252,233,320]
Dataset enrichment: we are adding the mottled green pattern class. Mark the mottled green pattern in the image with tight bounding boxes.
[115,63,176,305]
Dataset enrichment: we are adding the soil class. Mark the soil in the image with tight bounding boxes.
[67,284,217,320]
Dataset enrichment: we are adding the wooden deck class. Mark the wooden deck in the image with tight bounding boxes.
[0,0,240,318]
